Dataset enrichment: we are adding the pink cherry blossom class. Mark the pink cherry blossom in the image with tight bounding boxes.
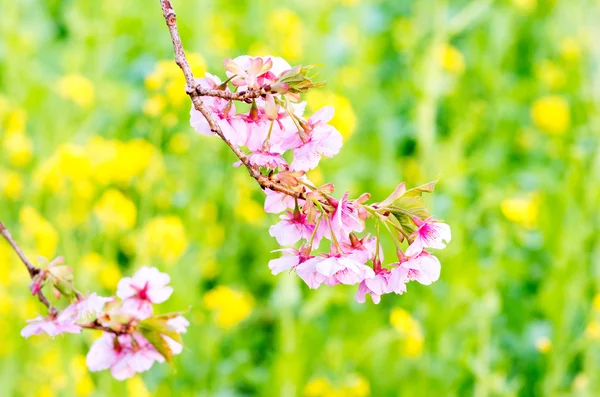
[295,256,327,289]
[244,118,273,151]
[190,73,247,146]
[225,55,291,89]
[247,151,288,170]
[405,217,452,257]
[288,107,343,172]
[269,211,316,246]
[86,332,165,380]
[388,265,410,295]
[342,235,382,264]
[398,251,441,285]
[268,247,314,275]
[164,315,189,355]
[264,188,297,214]
[117,267,173,320]
[73,293,113,323]
[224,56,274,89]
[327,192,366,242]
[300,252,375,287]
[355,269,393,304]
[21,309,82,338]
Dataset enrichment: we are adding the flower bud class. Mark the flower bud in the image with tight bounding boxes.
[356,192,371,204]
[264,94,278,120]
[317,183,335,194]
[30,272,45,295]
[270,82,289,94]
[273,170,304,187]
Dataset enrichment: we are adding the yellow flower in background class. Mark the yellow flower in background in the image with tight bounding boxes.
[4,108,27,134]
[572,373,589,392]
[145,53,205,108]
[501,196,538,229]
[592,294,600,312]
[341,374,370,397]
[85,138,164,187]
[338,66,365,90]
[235,197,266,224]
[438,44,466,75]
[161,112,178,128]
[165,79,186,107]
[307,168,324,187]
[3,133,33,168]
[143,94,166,117]
[304,377,335,397]
[19,207,59,258]
[207,16,235,54]
[57,74,95,108]
[512,0,536,13]
[118,139,161,185]
[306,90,356,139]
[168,132,191,154]
[531,95,570,135]
[203,286,254,328]
[35,143,93,191]
[126,377,150,397]
[234,175,265,224]
[0,170,24,200]
[56,143,93,181]
[560,37,582,61]
[535,60,566,89]
[267,9,303,61]
[141,216,188,264]
[586,321,600,340]
[304,374,369,397]
[390,308,424,357]
[535,336,552,353]
[71,355,94,396]
[93,189,137,233]
[80,252,122,289]
[0,242,13,286]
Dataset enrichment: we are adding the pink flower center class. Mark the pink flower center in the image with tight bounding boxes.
[132,282,150,301]
[407,269,420,280]
[419,223,439,244]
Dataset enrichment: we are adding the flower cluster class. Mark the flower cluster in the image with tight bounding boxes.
[21,262,187,380]
[190,56,451,304]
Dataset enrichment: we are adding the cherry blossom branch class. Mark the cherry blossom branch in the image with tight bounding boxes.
[0,220,54,310]
[158,0,303,199]
[0,220,130,335]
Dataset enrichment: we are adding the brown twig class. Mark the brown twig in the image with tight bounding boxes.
[0,220,126,335]
[0,220,54,310]
[81,320,130,335]
[158,0,303,199]
[195,86,270,103]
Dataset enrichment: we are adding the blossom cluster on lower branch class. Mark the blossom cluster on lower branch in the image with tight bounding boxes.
[22,264,187,380]
[189,55,452,304]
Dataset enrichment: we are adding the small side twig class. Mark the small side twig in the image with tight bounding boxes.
[195,86,270,103]
[0,221,54,311]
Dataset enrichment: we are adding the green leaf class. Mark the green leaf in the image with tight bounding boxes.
[387,180,438,235]
[138,317,182,344]
[140,328,173,363]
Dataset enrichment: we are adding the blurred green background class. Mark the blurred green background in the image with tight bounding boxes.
[1,0,599,395]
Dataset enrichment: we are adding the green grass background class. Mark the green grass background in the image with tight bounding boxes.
[1,0,599,396]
